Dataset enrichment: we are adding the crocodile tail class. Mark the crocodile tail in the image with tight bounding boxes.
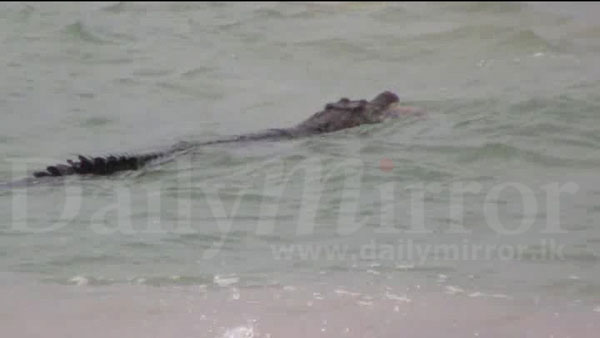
[32,153,163,178]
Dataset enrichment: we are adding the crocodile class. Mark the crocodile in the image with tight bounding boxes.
[25,91,420,179]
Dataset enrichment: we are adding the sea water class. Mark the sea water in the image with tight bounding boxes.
[1,2,599,337]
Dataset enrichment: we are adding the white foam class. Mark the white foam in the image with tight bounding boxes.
[395,264,415,270]
[69,276,89,286]
[445,286,465,295]
[385,291,412,303]
[231,288,240,300]
[468,291,511,299]
[219,325,254,338]
[214,274,239,288]
[357,300,373,306]
[282,285,297,292]
[468,292,484,298]
[334,288,361,297]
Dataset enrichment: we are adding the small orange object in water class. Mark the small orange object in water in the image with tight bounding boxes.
[380,158,394,172]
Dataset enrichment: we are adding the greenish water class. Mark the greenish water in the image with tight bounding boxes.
[1,1,599,324]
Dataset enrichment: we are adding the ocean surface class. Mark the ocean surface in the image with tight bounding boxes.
[1,2,599,337]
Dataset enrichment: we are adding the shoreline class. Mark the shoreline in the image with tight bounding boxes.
[1,274,598,338]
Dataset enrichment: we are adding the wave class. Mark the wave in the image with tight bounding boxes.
[63,20,136,45]
[63,21,112,45]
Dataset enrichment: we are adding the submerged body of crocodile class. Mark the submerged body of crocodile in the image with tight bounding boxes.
[27,91,420,179]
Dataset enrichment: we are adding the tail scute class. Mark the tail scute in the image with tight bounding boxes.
[32,152,162,178]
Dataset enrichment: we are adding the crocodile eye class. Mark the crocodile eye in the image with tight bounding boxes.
[338,98,350,103]
[318,122,331,132]
[353,103,367,112]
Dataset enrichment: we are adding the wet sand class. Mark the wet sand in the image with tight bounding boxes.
[2,280,598,338]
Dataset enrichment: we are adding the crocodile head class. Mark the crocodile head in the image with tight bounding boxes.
[293,91,415,135]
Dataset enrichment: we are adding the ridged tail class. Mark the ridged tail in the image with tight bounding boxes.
[32,153,164,178]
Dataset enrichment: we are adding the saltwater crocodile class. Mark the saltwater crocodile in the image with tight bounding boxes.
[24,91,420,179]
